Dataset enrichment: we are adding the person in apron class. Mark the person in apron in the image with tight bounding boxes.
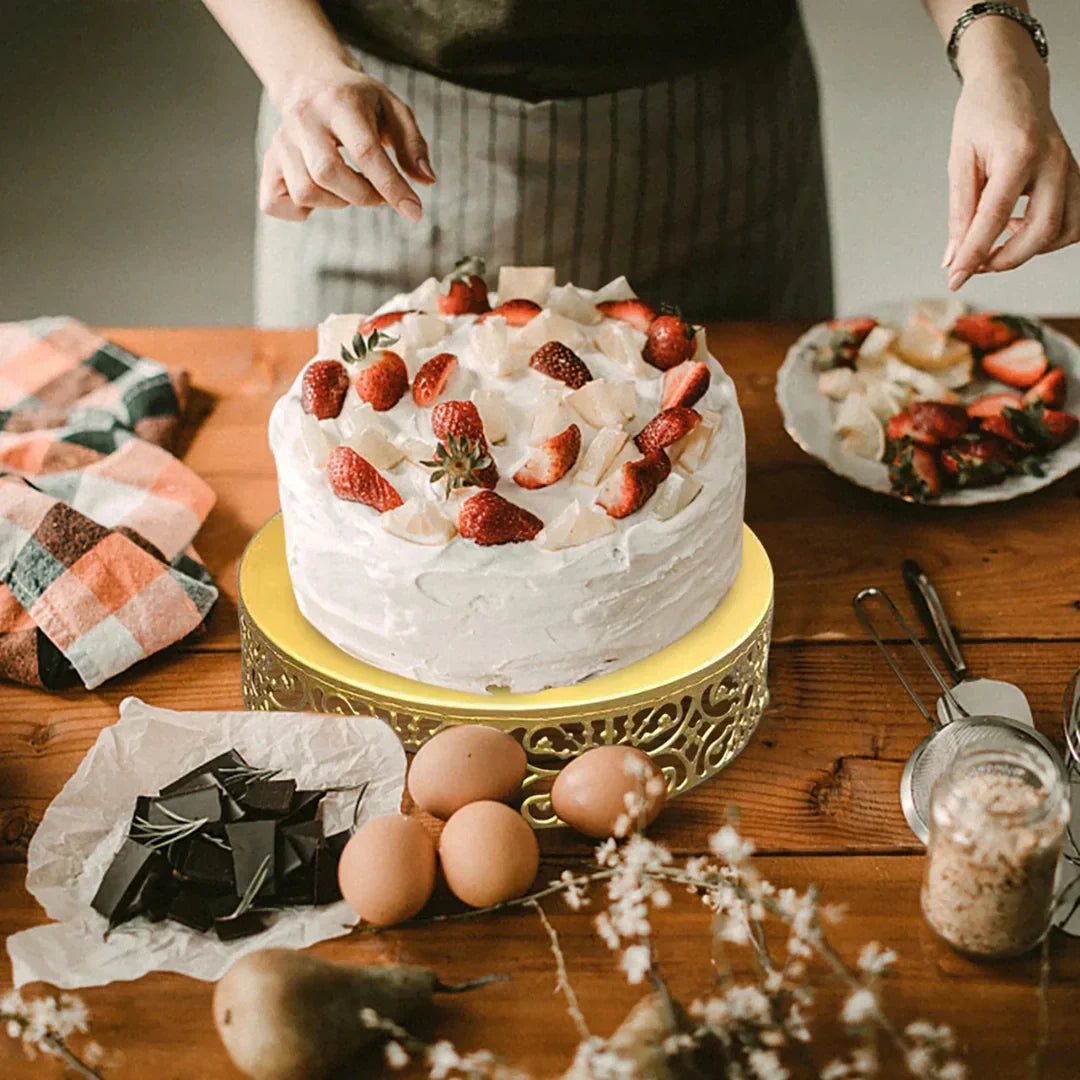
[202,1,1080,327]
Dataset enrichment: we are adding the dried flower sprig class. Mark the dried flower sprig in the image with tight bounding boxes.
[1,989,103,1079]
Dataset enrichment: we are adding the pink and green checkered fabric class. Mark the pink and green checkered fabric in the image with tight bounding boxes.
[0,318,218,689]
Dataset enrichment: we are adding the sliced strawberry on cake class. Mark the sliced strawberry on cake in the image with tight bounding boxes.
[1022,367,1067,409]
[906,401,970,442]
[596,450,672,518]
[888,441,941,502]
[529,341,593,388]
[643,307,697,371]
[634,407,701,454]
[966,392,1023,419]
[940,436,1015,489]
[428,399,499,490]
[980,339,1048,388]
[477,299,542,326]
[359,310,415,336]
[458,490,543,546]
[355,350,409,411]
[661,361,710,410]
[595,298,657,332]
[437,256,490,315]
[412,352,458,406]
[301,359,350,419]
[513,424,581,489]
[327,446,404,512]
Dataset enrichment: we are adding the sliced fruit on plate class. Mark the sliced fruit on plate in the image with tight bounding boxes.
[896,321,972,373]
[634,407,701,454]
[596,450,671,518]
[643,308,698,371]
[513,424,582,489]
[855,324,898,367]
[818,367,857,401]
[940,436,1015,489]
[886,410,940,447]
[476,298,542,326]
[411,351,458,406]
[470,388,509,443]
[529,341,593,388]
[855,374,907,424]
[566,378,637,428]
[595,298,656,333]
[380,498,457,545]
[1022,367,1067,409]
[952,311,1039,354]
[669,409,722,471]
[651,469,703,521]
[981,401,1079,453]
[574,427,630,486]
[827,317,878,360]
[496,266,555,307]
[534,499,616,550]
[458,489,543,546]
[966,392,1023,419]
[327,446,404,512]
[888,441,942,501]
[343,425,404,470]
[355,350,409,411]
[301,359,351,420]
[832,394,885,460]
[907,401,970,442]
[980,339,1048,388]
[662,361,710,410]
[299,413,336,467]
[912,298,967,333]
[932,348,975,390]
[594,320,651,375]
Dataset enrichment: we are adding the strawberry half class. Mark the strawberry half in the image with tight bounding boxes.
[885,410,939,448]
[301,359,350,420]
[826,317,878,363]
[326,446,403,512]
[940,436,1014,489]
[458,490,543,546]
[643,311,697,371]
[355,350,409,411]
[431,400,498,488]
[529,341,593,389]
[952,312,1030,354]
[596,298,657,333]
[437,256,489,315]
[412,351,458,406]
[888,442,941,502]
[359,310,414,337]
[1022,367,1067,409]
[980,401,1079,453]
[513,424,581,489]
[1044,409,1080,449]
[980,339,1048,389]
[966,392,1023,420]
[597,451,672,518]
[477,299,542,326]
[661,361,710,410]
[634,407,701,454]
[907,401,970,442]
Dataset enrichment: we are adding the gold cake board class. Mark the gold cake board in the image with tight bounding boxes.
[240,514,774,827]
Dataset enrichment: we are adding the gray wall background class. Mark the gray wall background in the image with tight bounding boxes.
[2,1,1078,325]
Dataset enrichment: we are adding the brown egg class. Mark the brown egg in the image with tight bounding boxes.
[550,746,667,838]
[407,725,528,819]
[337,814,436,926]
[438,801,539,908]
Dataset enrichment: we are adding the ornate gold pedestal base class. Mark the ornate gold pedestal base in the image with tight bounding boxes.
[240,515,774,826]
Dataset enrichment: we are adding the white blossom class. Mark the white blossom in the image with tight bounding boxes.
[709,824,755,865]
[747,1047,789,1080]
[841,988,878,1027]
[858,942,897,975]
[620,944,652,984]
[385,1041,410,1069]
[427,1040,463,1079]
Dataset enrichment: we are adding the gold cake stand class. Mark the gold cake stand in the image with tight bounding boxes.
[239,515,774,826]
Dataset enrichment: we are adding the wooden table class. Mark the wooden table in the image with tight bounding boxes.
[3,323,1080,1079]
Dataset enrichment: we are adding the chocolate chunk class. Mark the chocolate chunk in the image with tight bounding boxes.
[220,790,248,823]
[129,864,177,923]
[284,789,325,824]
[314,829,350,905]
[91,839,168,929]
[226,820,276,901]
[214,910,270,942]
[179,827,235,892]
[166,888,215,933]
[280,821,322,877]
[147,785,223,827]
[241,778,297,816]
[159,749,248,796]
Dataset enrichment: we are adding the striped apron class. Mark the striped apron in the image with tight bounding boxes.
[254,17,832,327]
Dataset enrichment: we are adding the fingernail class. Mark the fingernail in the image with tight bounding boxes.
[417,156,436,182]
[947,268,969,292]
[399,197,422,222]
[941,239,956,268]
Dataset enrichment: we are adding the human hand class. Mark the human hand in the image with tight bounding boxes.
[259,64,435,223]
[943,22,1080,290]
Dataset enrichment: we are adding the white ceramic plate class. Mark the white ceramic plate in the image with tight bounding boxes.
[776,301,1080,506]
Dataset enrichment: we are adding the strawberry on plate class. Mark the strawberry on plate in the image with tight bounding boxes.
[437,256,490,315]
[1022,367,1067,409]
[888,441,941,502]
[907,401,970,442]
[886,410,939,447]
[412,351,458,406]
[940,436,1015,489]
[952,311,1037,354]
[355,350,409,411]
[477,299,542,326]
[458,490,543,546]
[826,317,878,363]
[529,341,593,389]
[634,407,701,454]
[980,401,1079,453]
[661,361,710,410]
[429,400,498,489]
[980,339,1048,388]
[359,310,415,337]
[301,359,350,419]
[327,446,403,512]
[643,308,697,371]
[513,424,581,489]
[597,450,672,518]
[595,298,657,333]
[966,392,1023,419]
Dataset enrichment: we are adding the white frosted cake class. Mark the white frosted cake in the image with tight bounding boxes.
[269,264,746,693]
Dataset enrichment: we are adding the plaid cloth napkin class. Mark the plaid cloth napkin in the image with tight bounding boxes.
[0,317,218,690]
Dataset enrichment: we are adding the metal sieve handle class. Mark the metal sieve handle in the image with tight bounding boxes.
[902,560,969,683]
[853,587,971,729]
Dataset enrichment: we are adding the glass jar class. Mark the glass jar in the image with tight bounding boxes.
[921,742,1069,959]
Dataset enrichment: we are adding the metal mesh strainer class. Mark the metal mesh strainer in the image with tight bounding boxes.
[854,587,1063,844]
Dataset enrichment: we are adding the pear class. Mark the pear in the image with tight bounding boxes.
[213,948,499,1080]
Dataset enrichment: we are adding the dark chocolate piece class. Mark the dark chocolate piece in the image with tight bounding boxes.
[214,910,271,941]
[129,864,177,923]
[91,839,167,929]
[226,820,276,900]
[166,888,215,933]
[159,749,248,796]
[284,789,325,824]
[128,795,152,837]
[179,827,235,892]
[220,790,248,823]
[241,778,297,815]
[279,821,322,878]
[147,786,223,827]
[314,829,350,905]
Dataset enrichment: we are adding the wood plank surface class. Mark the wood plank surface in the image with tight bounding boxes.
[3,323,1080,1078]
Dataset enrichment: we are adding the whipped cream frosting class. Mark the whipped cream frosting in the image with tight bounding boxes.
[269,276,746,693]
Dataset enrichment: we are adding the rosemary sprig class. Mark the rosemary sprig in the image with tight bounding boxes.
[130,809,209,851]
[221,855,273,921]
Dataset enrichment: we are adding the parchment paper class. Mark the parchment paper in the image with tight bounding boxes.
[7,697,406,988]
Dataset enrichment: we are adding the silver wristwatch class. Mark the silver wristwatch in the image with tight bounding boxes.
[947,2,1049,80]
